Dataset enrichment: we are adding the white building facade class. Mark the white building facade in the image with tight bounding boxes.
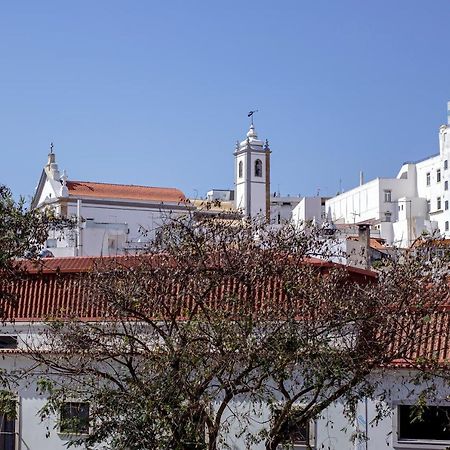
[326,104,450,248]
[32,151,191,257]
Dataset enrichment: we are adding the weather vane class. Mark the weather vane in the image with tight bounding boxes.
[247,110,259,125]
[50,142,54,154]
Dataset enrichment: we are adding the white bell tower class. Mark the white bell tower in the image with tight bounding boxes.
[234,123,271,221]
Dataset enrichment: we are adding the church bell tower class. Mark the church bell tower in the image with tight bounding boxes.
[234,122,271,221]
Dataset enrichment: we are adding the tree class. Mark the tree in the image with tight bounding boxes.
[0,184,69,314]
[26,217,449,449]
[0,185,71,424]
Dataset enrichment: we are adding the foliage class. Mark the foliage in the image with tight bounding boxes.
[0,389,17,420]
[0,184,70,316]
[27,217,449,450]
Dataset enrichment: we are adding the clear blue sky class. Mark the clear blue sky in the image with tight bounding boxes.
[2,0,450,202]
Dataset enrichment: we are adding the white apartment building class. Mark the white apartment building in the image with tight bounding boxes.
[325,103,450,247]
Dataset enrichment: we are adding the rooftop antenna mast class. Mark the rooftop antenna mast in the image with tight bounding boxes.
[247,109,259,126]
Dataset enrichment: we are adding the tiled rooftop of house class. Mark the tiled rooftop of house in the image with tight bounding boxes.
[67,180,186,203]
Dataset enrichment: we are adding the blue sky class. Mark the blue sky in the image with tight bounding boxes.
[1,1,450,201]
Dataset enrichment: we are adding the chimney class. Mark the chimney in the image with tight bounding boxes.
[358,224,370,270]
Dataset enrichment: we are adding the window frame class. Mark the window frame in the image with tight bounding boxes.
[0,394,19,450]
[238,160,243,178]
[437,197,442,211]
[272,405,316,450]
[393,403,450,449]
[426,172,431,186]
[384,190,392,203]
[437,169,442,183]
[58,401,90,436]
[0,336,18,350]
[254,159,263,178]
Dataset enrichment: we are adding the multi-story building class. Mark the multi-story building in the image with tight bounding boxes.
[325,103,450,247]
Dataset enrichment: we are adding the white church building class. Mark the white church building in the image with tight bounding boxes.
[33,123,323,258]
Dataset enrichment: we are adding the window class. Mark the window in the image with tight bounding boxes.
[437,197,442,210]
[426,172,431,186]
[59,402,90,435]
[384,190,392,203]
[437,169,442,182]
[275,407,312,448]
[446,200,449,211]
[0,394,17,450]
[397,405,450,442]
[46,238,57,248]
[385,212,392,222]
[254,159,263,177]
[445,159,448,170]
[446,221,449,231]
[427,200,431,212]
[0,337,17,350]
[238,161,243,178]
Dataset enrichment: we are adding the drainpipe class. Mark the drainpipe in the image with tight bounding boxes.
[76,199,82,256]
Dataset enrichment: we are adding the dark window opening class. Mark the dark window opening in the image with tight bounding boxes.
[60,402,90,435]
[275,407,310,446]
[0,337,17,350]
[255,159,263,177]
[238,161,243,178]
[398,405,450,441]
[0,413,16,450]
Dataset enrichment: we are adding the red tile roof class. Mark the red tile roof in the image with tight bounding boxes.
[3,257,450,365]
[4,256,376,322]
[17,256,378,277]
[66,180,186,203]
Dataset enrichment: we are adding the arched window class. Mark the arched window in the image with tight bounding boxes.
[238,161,243,178]
[255,159,263,177]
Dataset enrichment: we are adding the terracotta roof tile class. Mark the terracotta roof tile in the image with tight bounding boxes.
[3,257,450,365]
[66,180,186,203]
[4,256,377,322]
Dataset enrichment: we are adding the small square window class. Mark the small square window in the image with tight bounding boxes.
[59,402,90,435]
[437,169,441,182]
[426,172,431,186]
[275,407,312,448]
